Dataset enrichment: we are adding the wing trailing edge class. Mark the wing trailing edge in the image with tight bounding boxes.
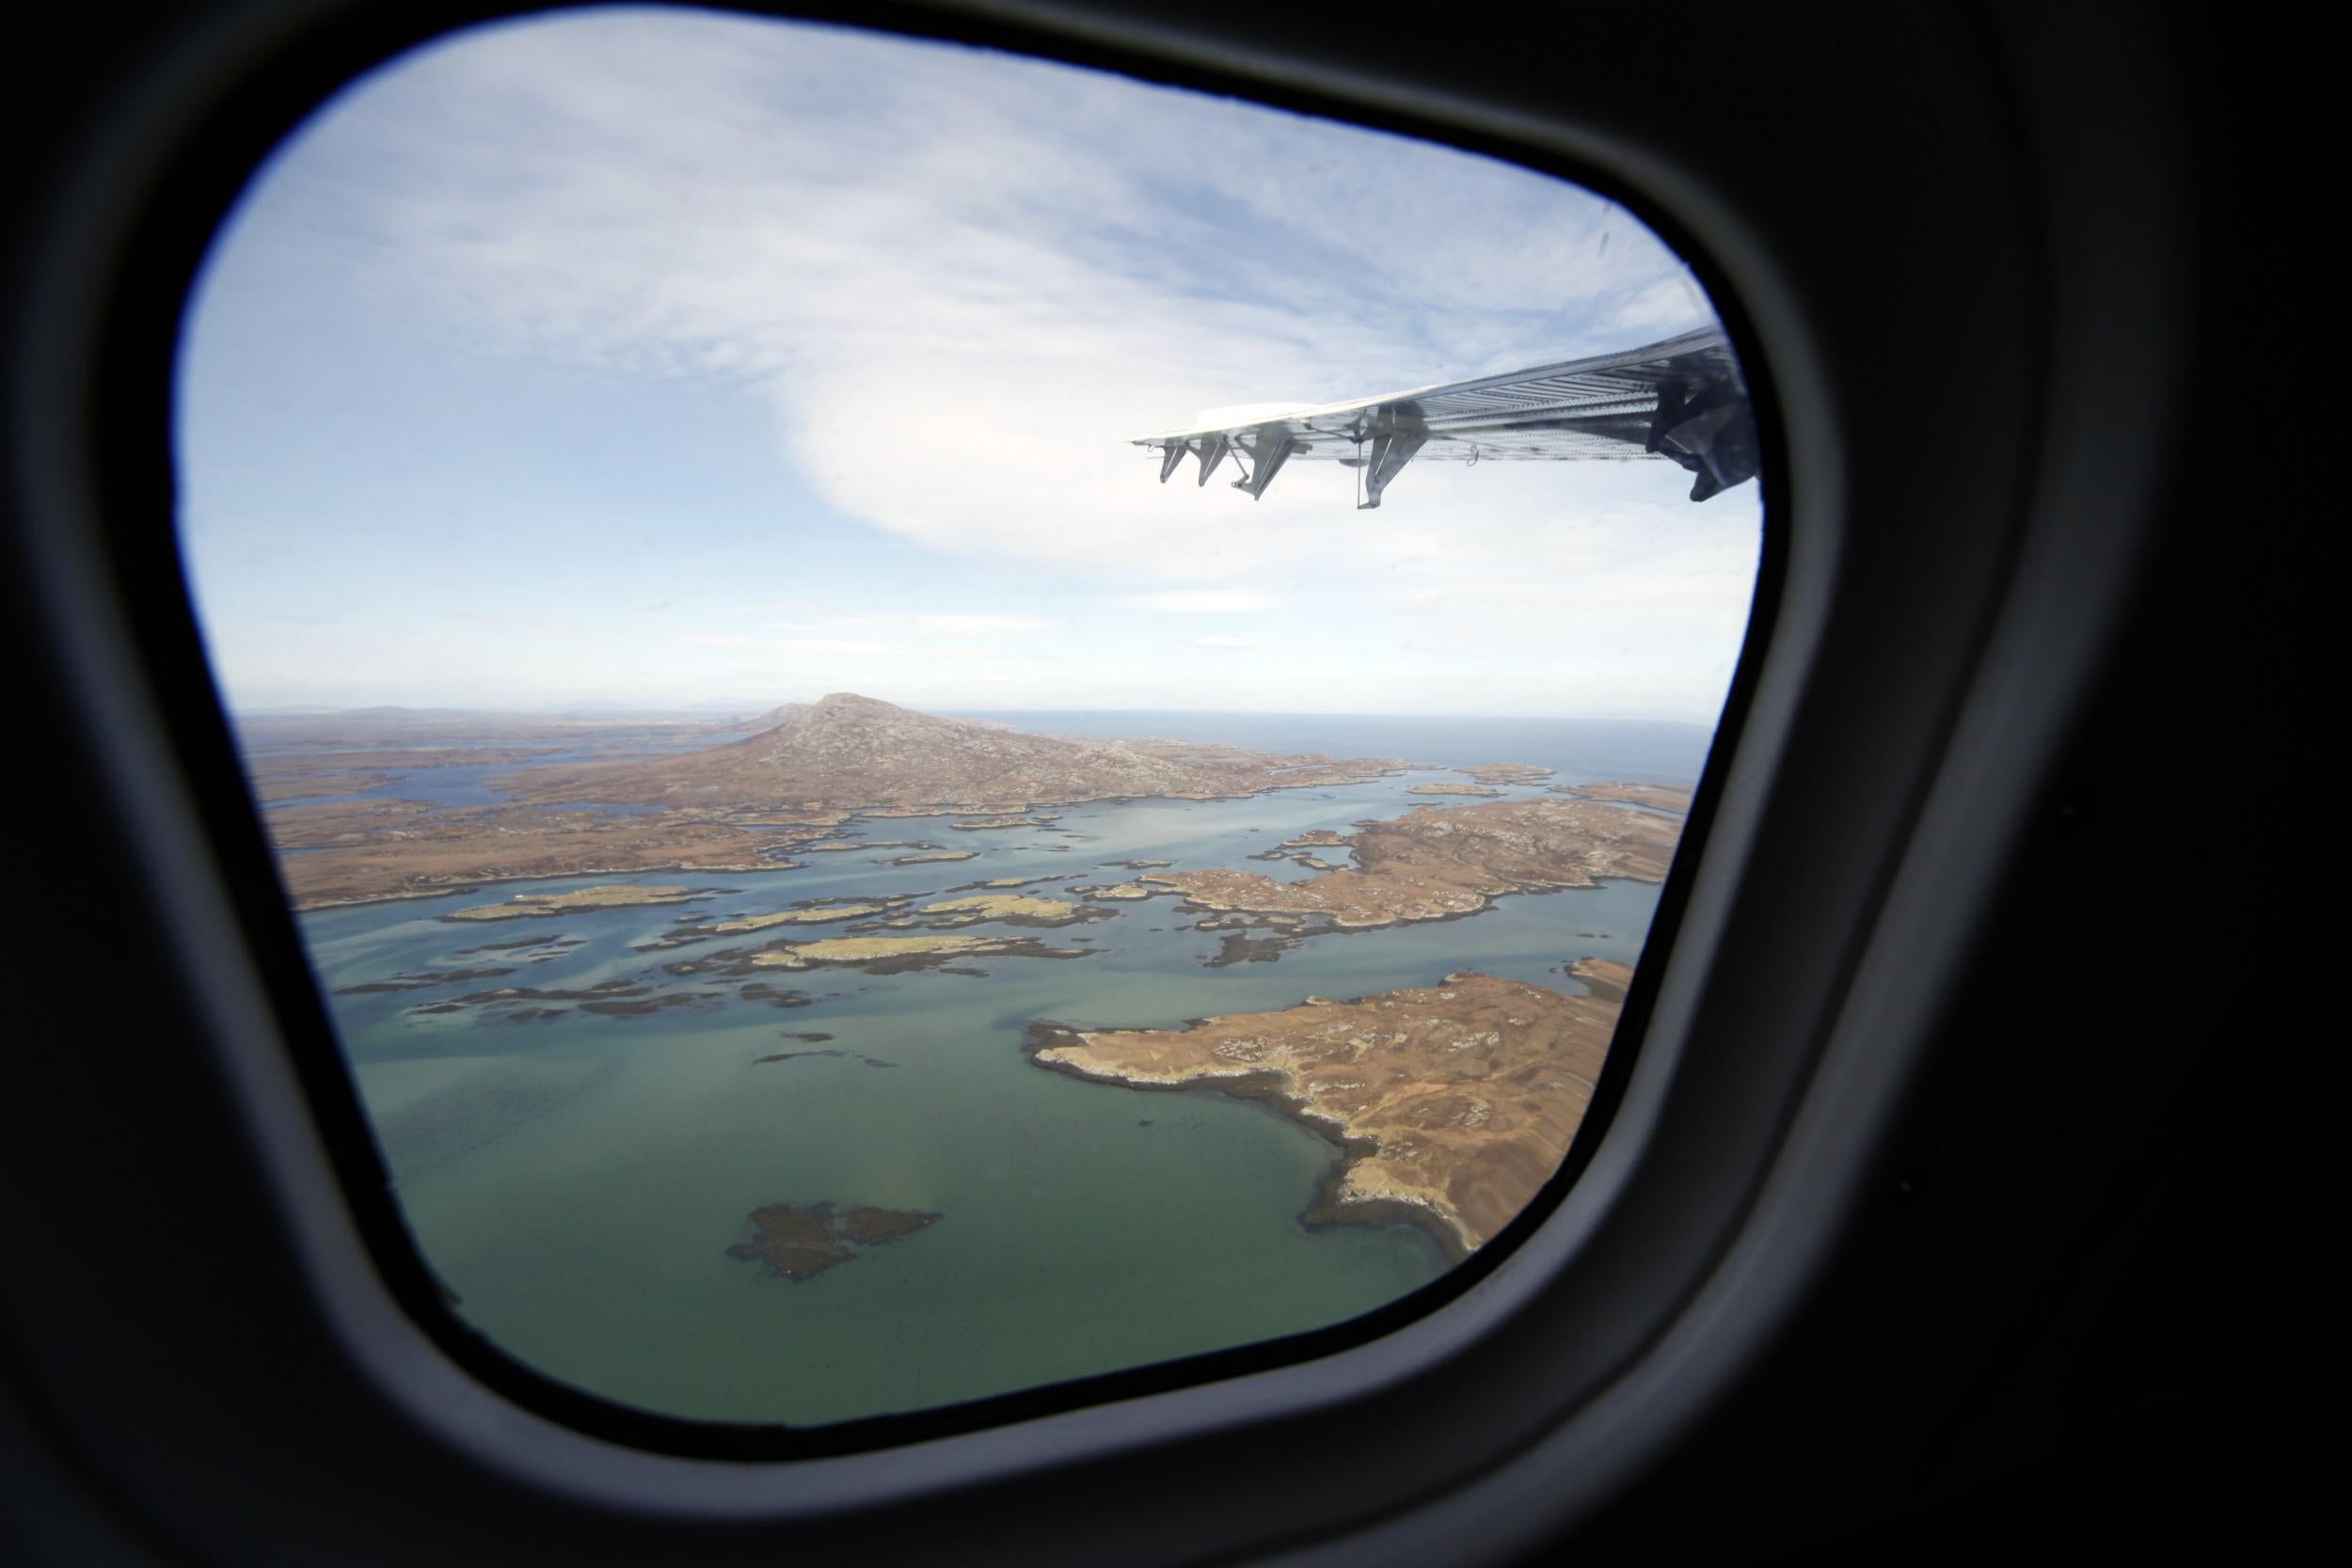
[1131,326,1758,507]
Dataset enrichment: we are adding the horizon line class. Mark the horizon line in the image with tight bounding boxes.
[230,699,1720,726]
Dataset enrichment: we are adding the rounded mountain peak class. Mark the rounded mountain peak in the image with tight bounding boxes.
[808,692,906,716]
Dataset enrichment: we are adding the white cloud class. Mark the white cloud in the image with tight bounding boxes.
[680,633,988,660]
[1189,635,1266,649]
[1118,590,1278,614]
[296,12,1734,585]
[1607,277,1714,335]
[763,613,1055,637]
[774,639,987,659]
[899,613,1055,635]
[193,8,1763,720]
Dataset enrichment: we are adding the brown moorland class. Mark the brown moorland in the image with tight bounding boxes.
[1549,781,1694,815]
[1145,796,1679,931]
[273,805,808,910]
[263,689,1399,908]
[1455,763,1554,784]
[1028,958,1632,1256]
[506,692,1406,813]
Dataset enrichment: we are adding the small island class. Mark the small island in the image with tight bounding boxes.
[331,966,516,994]
[442,884,723,921]
[726,1200,943,1282]
[1455,763,1554,784]
[724,902,887,928]
[634,899,901,950]
[662,932,1099,977]
[419,976,702,1020]
[747,934,1085,971]
[913,894,1099,927]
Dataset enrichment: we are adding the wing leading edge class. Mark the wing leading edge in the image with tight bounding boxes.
[1131,326,1757,507]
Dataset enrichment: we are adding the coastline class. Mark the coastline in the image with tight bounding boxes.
[280,778,1406,911]
[291,857,786,912]
[1021,960,1627,1259]
[1020,1027,1471,1261]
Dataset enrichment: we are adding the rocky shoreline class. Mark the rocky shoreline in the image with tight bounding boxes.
[1024,959,1632,1257]
[1141,796,1677,933]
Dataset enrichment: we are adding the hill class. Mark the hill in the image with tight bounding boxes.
[512,692,1401,812]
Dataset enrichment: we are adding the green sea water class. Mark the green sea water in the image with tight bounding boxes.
[299,720,1697,1424]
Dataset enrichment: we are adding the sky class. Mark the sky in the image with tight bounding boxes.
[174,5,1763,721]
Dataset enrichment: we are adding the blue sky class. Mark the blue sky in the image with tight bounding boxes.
[175,5,1762,720]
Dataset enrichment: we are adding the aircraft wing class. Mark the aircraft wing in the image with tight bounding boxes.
[1132,325,1756,507]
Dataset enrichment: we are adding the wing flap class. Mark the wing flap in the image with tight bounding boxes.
[1133,326,1756,506]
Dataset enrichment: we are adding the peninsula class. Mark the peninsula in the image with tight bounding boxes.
[1027,958,1631,1256]
[1145,796,1679,931]
[270,801,807,911]
[1549,781,1694,815]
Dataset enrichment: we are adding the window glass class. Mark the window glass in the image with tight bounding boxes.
[176,5,1763,1426]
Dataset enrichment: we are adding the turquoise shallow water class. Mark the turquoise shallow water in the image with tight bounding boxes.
[299,717,1702,1424]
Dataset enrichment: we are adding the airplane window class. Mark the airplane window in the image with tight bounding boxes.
[172,5,1764,1429]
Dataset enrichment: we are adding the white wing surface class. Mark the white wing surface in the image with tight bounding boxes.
[1132,326,1756,507]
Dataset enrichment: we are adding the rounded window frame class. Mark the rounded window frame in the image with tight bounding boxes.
[77,6,2219,1561]
[137,0,1798,1465]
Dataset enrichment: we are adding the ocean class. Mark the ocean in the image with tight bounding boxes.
[294,714,1709,1424]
